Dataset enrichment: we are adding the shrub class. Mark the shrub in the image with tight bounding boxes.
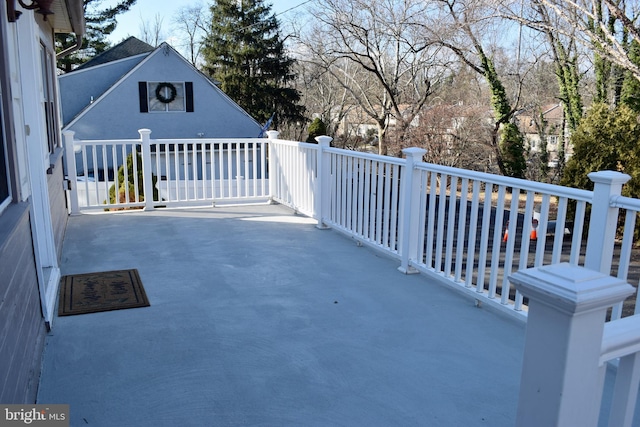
[106,152,158,209]
[306,118,328,143]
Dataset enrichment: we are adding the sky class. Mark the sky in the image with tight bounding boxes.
[106,0,308,45]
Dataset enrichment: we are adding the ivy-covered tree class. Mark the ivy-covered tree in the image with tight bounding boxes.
[481,54,527,179]
[434,0,527,178]
[202,0,305,131]
[56,0,137,72]
[621,40,640,113]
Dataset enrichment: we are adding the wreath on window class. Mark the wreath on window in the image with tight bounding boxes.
[155,82,177,104]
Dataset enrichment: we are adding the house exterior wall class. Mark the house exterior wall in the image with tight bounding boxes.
[516,104,569,165]
[0,9,47,405]
[47,150,68,256]
[0,205,45,404]
[0,0,78,403]
[64,46,262,140]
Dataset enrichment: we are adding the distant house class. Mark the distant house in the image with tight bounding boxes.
[1,0,85,403]
[59,37,262,140]
[515,103,571,166]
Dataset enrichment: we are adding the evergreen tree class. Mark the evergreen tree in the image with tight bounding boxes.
[56,0,137,72]
[561,103,640,196]
[500,122,527,179]
[202,0,305,130]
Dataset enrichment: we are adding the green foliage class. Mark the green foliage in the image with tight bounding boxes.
[481,55,510,122]
[533,140,550,183]
[621,40,640,113]
[500,123,527,179]
[202,0,305,129]
[306,118,327,143]
[562,103,640,197]
[479,53,526,178]
[590,1,613,104]
[555,45,583,133]
[56,0,137,72]
[107,153,158,207]
[590,3,636,109]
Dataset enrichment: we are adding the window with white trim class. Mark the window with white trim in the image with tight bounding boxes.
[40,43,60,154]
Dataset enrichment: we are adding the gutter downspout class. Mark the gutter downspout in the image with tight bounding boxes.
[56,0,85,59]
[56,32,82,58]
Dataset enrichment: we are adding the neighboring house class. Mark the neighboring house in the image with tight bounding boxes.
[332,102,494,144]
[0,0,84,403]
[332,103,421,143]
[59,37,262,141]
[515,103,571,166]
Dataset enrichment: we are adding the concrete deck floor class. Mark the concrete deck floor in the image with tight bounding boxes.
[37,203,530,426]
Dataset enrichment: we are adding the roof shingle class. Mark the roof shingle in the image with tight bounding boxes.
[75,37,154,71]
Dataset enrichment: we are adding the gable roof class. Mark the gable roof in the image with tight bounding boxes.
[62,42,261,139]
[76,37,154,71]
[515,103,563,134]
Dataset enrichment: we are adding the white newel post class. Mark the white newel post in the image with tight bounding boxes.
[510,263,634,427]
[63,130,80,215]
[266,130,279,202]
[315,135,333,229]
[398,147,427,274]
[585,171,630,274]
[138,129,154,211]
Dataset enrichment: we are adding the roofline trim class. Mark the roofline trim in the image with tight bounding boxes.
[59,52,151,78]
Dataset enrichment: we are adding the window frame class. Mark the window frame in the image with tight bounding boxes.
[148,81,186,113]
[139,81,194,113]
[39,42,60,155]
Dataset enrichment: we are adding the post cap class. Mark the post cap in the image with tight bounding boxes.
[402,147,427,157]
[509,263,634,314]
[315,135,333,146]
[266,130,279,140]
[587,170,631,186]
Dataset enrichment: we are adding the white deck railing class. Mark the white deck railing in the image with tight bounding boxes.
[64,128,640,425]
[268,138,317,217]
[64,129,270,211]
[63,129,640,319]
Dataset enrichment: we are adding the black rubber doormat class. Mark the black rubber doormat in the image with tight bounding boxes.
[58,269,150,316]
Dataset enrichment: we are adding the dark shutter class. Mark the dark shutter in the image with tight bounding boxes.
[138,82,148,113]
[185,82,194,112]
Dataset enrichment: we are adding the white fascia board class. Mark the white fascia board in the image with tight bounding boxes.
[58,52,150,80]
